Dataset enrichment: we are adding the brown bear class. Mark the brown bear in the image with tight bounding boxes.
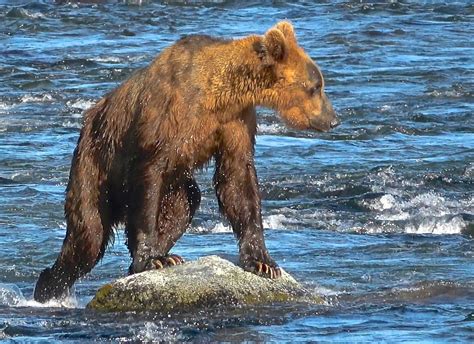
[34,21,339,302]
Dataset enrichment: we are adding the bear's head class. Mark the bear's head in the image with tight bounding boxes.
[258,21,339,132]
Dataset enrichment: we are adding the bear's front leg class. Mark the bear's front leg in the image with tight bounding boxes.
[213,115,281,279]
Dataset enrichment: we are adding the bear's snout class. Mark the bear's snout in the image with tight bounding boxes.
[330,116,341,129]
[309,110,339,132]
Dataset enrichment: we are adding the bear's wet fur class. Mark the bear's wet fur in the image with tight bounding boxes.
[34,22,339,302]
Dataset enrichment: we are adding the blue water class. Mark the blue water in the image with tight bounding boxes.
[0,0,473,342]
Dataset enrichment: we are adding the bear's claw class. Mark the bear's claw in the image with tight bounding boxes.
[150,254,185,270]
[249,261,281,279]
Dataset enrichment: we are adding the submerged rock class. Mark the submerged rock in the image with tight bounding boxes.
[87,255,324,312]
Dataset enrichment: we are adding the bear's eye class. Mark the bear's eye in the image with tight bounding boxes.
[308,84,321,97]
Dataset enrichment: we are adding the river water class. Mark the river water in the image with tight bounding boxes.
[0,0,473,342]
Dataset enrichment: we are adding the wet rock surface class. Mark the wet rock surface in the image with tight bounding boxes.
[87,255,324,312]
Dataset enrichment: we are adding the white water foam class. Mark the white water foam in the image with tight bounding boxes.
[262,214,288,229]
[190,214,293,234]
[0,284,23,306]
[191,221,231,234]
[22,9,46,19]
[361,191,471,234]
[0,102,11,114]
[427,89,466,98]
[379,104,393,113]
[93,56,122,63]
[67,99,95,111]
[61,120,82,129]
[257,123,284,134]
[0,283,78,308]
[20,94,54,103]
[8,8,46,19]
[132,321,182,342]
[405,217,467,235]
[17,296,78,309]
[128,54,150,63]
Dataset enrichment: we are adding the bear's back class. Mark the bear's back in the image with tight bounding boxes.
[175,34,230,51]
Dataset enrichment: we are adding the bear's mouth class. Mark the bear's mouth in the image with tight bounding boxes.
[309,117,331,132]
[309,115,340,132]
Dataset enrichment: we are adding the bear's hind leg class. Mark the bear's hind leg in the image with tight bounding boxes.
[34,161,113,303]
[127,171,200,274]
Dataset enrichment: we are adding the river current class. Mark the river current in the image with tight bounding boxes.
[0,0,473,342]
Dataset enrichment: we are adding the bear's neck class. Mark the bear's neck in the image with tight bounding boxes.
[206,36,278,112]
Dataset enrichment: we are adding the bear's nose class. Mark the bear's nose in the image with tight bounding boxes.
[330,117,341,129]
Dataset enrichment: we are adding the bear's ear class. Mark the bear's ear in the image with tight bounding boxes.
[262,28,287,64]
[276,21,297,43]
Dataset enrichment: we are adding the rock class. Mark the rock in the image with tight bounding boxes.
[87,255,324,312]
